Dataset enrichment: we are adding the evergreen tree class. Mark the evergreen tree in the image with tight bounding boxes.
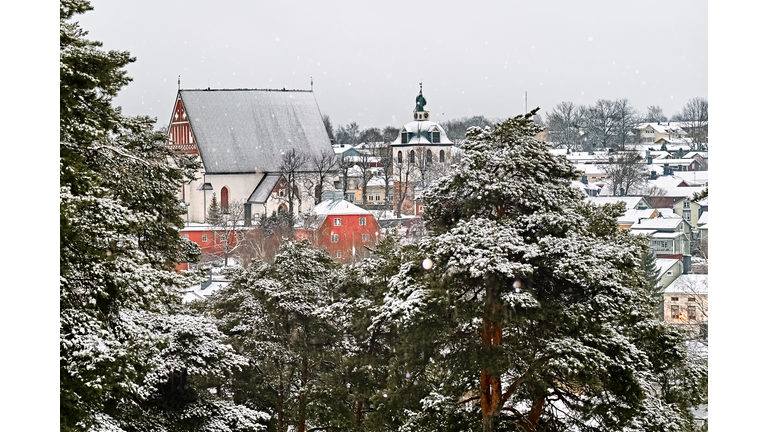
[210,241,340,432]
[207,192,221,225]
[60,1,265,430]
[371,111,706,432]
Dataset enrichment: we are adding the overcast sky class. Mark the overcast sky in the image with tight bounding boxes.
[77,0,707,130]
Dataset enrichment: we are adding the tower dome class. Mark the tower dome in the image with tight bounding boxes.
[413,82,430,121]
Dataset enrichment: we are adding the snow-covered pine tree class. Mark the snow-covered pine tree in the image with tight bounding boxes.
[372,111,706,432]
[60,1,266,430]
[209,241,341,432]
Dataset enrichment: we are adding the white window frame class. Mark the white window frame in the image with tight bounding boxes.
[334,218,341,226]
[335,250,342,258]
[359,217,366,226]
[331,234,339,243]
[202,234,208,242]
[182,234,189,239]
[362,233,369,242]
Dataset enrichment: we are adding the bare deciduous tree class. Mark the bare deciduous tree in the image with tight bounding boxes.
[598,151,648,196]
[580,99,618,150]
[372,142,394,204]
[612,99,641,151]
[308,149,337,204]
[279,149,309,215]
[678,97,708,151]
[204,200,249,267]
[357,147,377,206]
[645,105,667,123]
[393,148,416,218]
[545,101,583,152]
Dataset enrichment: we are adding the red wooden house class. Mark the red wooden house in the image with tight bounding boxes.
[295,198,380,263]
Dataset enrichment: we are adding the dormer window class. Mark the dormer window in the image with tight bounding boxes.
[431,131,440,143]
[401,132,408,144]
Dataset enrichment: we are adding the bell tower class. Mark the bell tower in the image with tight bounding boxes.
[413,82,429,121]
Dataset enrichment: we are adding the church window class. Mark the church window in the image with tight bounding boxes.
[431,131,440,143]
[398,151,403,163]
[409,150,415,163]
[220,187,229,212]
[426,150,432,164]
[439,150,445,162]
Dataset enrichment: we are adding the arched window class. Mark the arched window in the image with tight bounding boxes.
[278,204,288,214]
[426,149,432,164]
[398,151,403,163]
[439,150,445,163]
[220,187,229,212]
[409,150,415,163]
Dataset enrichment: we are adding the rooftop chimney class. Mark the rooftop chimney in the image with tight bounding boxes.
[682,254,692,274]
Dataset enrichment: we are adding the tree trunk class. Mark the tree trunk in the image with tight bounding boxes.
[276,359,285,432]
[298,356,309,432]
[480,279,503,432]
[355,400,364,430]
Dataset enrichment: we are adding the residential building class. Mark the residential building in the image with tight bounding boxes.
[295,196,381,263]
[631,216,693,259]
[663,274,708,336]
[635,122,689,144]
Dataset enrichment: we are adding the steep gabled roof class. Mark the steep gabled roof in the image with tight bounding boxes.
[179,89,332,173]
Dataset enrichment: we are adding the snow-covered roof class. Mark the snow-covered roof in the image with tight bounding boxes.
[587,196,648,210]
[664,274,708,295]
[651,158,697,165]
[182,278,230,303]
[683,151,708,159]
[656,208,680,218]
[695,196,708,206]
[247,173,281,204]
[392,120,453,146]
[655,258,680,275]
[571,164,601,175]
[313,198,372,216]
[672,171,708,186]
[697,211,709,226]
[651,231,687,239]
[636,122,688,134]
[367,177,394,188]
[296,199,373,230]
[178,89,332,173]
[618,208,657,225]
[631,217,685,230]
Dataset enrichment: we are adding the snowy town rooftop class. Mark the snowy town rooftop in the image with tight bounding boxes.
[664,274,709,295]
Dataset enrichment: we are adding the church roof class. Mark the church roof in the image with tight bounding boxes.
[179,89,332,174]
